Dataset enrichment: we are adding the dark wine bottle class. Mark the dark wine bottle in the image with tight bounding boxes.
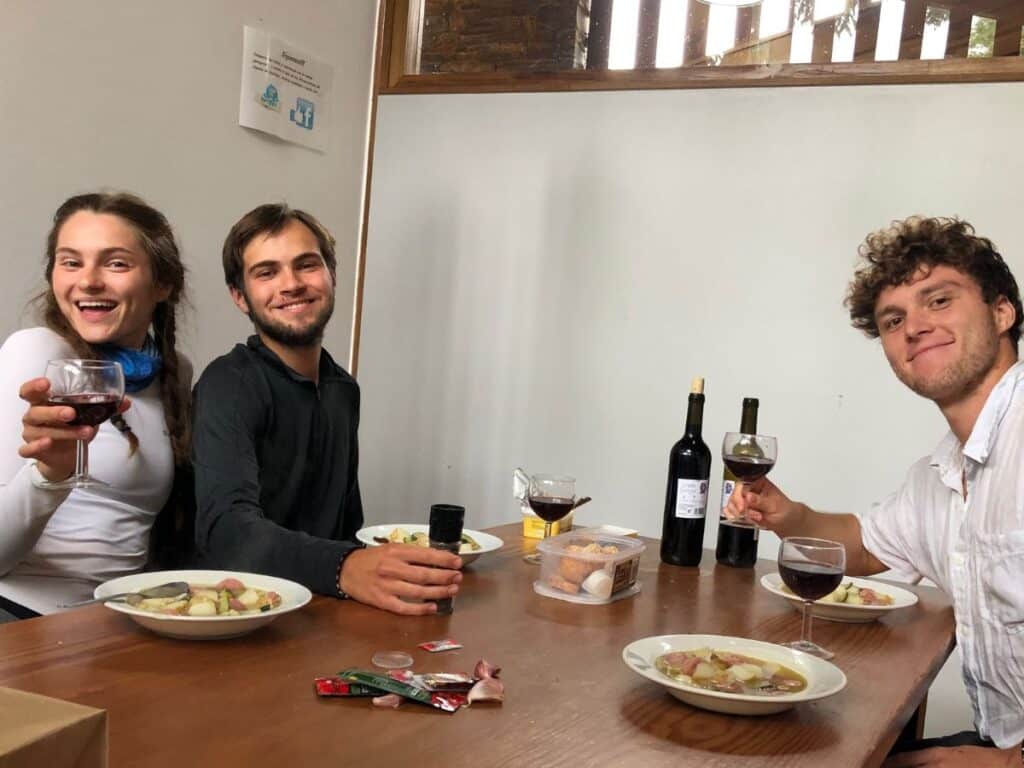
[715,397,761,568]
[660,377,712,567]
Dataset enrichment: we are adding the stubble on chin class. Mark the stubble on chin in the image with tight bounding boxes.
[251,296,335,348]
[890,335,999,406]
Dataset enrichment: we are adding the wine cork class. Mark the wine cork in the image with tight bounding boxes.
[690,377,705,394]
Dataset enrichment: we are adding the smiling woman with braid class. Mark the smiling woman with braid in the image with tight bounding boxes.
[0,193,192,618]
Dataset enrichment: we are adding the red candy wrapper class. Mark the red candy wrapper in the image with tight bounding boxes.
[388,669,415,684]
[418,638,463,652]
[338,669,464,713]
[435,692,469,710]
[314,677,378,697]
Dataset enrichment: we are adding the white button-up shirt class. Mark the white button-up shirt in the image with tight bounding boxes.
[860,361,1024,749]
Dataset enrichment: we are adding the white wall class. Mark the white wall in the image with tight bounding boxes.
[1,0,377,371]
[360,83,1024,737]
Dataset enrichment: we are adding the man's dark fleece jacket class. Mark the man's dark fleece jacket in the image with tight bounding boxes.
[192,335,363,595]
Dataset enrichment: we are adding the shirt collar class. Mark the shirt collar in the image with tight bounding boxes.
[246,334,347,385]
[930,360,1024,469]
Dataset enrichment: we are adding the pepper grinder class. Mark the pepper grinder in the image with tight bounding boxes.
[428,503,465,615]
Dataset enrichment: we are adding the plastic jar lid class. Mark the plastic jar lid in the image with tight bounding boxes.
[372,650,414,669]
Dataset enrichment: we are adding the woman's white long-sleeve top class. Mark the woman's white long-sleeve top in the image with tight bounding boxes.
[0,327,182,613]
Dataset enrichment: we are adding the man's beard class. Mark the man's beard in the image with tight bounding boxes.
[246,292,335,348]
[891,317,1001,407]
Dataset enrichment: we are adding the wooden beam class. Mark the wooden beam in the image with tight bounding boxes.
[587,0,613,69]
[946,7,979,57]
[852,1,883,61]
[353,0,390,374]
[812,17,836,63]
[901,0,928,61]
[994,19,1024,56]
[736,5,762,49]
[637,0,663,69]
[387,0,411,85]
[683,0,710,64]
[943,1,1024,57]
[381,56,1024,93]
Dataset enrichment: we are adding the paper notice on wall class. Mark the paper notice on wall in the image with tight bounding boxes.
[238,26,333,152]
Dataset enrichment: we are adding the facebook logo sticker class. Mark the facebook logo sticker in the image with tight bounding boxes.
[289,98,315,130]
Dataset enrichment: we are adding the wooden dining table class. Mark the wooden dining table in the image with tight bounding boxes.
[0,523,955,767]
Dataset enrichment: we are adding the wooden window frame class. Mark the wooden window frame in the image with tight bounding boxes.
[351,0,1023,372]
[376,0,1024,94]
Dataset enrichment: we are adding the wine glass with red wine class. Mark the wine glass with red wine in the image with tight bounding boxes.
[521,474,576,565]
[41,359,125,489]
[778,537,846,659]
[721,431,777,526]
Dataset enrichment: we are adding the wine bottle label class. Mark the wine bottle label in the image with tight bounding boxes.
[674,479,708,519]
[720,479,735,512]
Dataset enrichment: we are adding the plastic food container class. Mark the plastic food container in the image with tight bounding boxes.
[576,524,639,538]
[534,531,645,604]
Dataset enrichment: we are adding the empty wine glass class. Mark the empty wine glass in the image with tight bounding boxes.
[722,432,777,527]
[778,537,846,659]
[40,359,125,489]
[518,472,576,565]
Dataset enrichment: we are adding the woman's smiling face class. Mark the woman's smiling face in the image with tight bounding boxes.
[50,211,170,349]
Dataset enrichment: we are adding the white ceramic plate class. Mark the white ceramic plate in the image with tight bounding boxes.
[96,570,312,640]
[622,634,847,716]
[760,573,919,623]
[355,524,503,565]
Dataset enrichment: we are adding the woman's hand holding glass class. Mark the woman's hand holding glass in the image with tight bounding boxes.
[18,373,129,483]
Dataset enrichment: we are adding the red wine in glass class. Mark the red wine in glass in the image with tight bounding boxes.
[48,393,122,427]
[40,359,125,489]
[516,471,577,564]
[722,455,775,482]
[779,560,844,601]
[528,496,575,523]
[778,537,845,659]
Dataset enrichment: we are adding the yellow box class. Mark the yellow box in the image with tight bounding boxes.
[522,509,574,539]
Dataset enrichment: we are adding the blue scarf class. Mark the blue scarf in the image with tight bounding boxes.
[100,335,163,393]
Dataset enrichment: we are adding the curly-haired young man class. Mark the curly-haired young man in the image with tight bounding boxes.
[728,216,1024,767]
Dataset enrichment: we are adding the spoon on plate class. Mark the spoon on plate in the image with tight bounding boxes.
[59,581,190,609]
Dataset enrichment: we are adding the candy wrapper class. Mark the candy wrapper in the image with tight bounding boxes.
[333,658,504,712]
[337,669,465,713]
[313,677,378,697]
[418,638,463,652]
[417,673,476,692]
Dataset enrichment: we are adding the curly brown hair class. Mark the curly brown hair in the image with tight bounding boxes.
[845,216,1022,351]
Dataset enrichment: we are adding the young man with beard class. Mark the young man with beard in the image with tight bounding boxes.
[728,217,1023,766]
[192,204,461,615]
